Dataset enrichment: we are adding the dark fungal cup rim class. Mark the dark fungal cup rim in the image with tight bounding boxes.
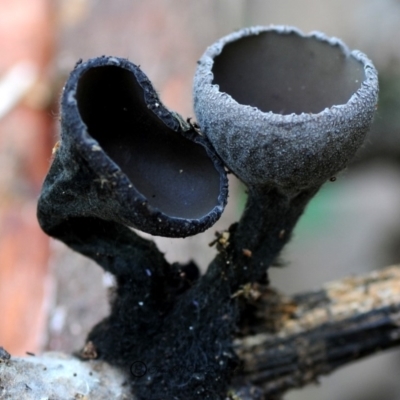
[196,25,378,121]
[60,56,228,237]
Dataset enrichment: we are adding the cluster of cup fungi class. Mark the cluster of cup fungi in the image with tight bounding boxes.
[37,26,378,399]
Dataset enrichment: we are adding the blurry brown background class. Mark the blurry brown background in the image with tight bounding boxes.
[1,1,400,399]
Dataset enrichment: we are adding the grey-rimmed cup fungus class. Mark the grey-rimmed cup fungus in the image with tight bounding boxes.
[37,56,228,238]
[193,26,379,192]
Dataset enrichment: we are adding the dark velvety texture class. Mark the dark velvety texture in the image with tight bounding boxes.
[59,216,239,399]
[37,57,228,239]
[73,185,317,400]
[37,29,377,399]
[36,55,311,399]
[76,66,221,219]
[37,57,237,399]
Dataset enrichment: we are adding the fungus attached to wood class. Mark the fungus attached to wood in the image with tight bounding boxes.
[35,27,380,400]
[193,26,379,286]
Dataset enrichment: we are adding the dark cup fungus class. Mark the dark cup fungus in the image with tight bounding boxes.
[193,26,379,286]
[34,30,380,400]
[194,26,379,193]
[38,56,227,238]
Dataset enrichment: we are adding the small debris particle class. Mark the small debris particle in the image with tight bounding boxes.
[330,176,337,182]
[145,269,152,277]
[179,169,183,173]
[73,373,77,377]
[210,230,231,248]
[52,141,61,155]
[219,231,230,247]
[208,238,218,247]
[74,394,88,400]
[279,229,285,239]
[138,301,144,306]
[26,351,35,356]
[242,248,252,257]
[80,341,98,360]
[91,144,102,151]
[227,390,241,400]
[94,177,109,188]
[0,347,11,363]
[187,117,202,134]
[221,232,230,241]
[231,283,262,301]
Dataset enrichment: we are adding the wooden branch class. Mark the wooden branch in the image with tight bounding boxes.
[1,265,400,399]
[233,265,400,398]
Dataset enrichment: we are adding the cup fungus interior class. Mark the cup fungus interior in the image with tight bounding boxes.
[76,65,221,219]
[212,31,365,114]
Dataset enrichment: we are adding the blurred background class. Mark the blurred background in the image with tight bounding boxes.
[1,0,400,399]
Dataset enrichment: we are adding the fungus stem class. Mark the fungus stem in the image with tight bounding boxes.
[227,185,319,290]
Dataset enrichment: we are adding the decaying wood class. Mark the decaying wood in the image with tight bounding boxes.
[1,265,400,399]
[0,352,132,400]
[233,265,400,397]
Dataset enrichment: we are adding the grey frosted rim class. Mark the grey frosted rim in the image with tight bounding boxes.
[193,25,379,188]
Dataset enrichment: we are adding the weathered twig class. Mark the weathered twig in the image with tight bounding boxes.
[233,265,400,398]
[0,351,132,400]
[1,265,399,399]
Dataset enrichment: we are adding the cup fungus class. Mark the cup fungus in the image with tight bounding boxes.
[193,26,378,192]
[35,28,380,400]
[194,26,379,286]
[38,56,228,238]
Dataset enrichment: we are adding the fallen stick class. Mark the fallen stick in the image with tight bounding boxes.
[1,265,399,399]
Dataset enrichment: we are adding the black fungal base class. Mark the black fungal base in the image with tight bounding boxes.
[86,252,239,399]
[39,163,316,399]
[37,56,331,399]
[63,217,241,399]
[62,186,314,399]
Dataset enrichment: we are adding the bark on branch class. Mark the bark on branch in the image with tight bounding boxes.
[1,265,400,399]
[233,265,400,398]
